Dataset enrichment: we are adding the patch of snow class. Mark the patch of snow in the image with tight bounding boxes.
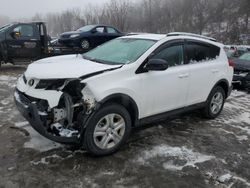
[136,145,214,171]
[218,173,232,183]
[229,124,250,136]
[14,121,61,152]
[0,75,18,88]
[0,75,17,81]
[232,176,250,187]
[236,135,248,141]
[0,99,10,106]
[31,154,62,165]
[102,171,115,176]
[7,167,15,171]
[219,128,248,142]
[15,121,29,128]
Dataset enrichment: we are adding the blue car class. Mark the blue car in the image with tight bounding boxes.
[58,25,124,50]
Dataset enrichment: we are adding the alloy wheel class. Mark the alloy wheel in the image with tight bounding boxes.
[210,92,223,114]
[93,113,126,150]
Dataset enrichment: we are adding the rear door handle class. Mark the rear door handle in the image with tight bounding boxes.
[178,73,189,78]
[212,69,219,73]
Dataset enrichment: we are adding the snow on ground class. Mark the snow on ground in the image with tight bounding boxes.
[0,75,17,81]
[210,90,250,142]
[14,121,61,152]
[136,145,215,171]
[218,173,232,183]
[0,75,17,88]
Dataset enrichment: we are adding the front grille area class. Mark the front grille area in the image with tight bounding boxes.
[16,90,49,112]
[16,90,31,106]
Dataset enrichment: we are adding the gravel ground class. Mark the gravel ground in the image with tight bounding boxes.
[0,64,250,188]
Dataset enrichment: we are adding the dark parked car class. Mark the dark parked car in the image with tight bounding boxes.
[58,25,124,50]
[233,52,250,90]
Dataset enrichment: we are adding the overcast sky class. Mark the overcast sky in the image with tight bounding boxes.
[0,0,109,19]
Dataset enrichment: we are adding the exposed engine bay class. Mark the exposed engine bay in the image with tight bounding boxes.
[15,76,98,143]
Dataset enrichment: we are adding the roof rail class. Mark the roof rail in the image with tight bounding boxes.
[166,32,217,42]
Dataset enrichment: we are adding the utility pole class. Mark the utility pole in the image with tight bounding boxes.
[149,0,152,32]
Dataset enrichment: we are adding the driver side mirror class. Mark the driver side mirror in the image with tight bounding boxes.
[145,59,169,71]
[10,31,21,39]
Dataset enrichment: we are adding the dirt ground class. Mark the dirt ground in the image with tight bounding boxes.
[0,64,250,188]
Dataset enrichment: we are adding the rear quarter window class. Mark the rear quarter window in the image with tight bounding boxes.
[186,41,220,64]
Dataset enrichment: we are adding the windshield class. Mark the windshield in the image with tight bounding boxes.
[77,25,95,32]
[0,24,13,33]
[239,53,250,61]
[82,38,156,65]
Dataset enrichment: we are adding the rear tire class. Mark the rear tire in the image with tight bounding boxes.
[203,86,225,119]
[83,104,131,156]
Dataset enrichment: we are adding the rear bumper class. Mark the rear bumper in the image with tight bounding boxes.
[14,89,79,144]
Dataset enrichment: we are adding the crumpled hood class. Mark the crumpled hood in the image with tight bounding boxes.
[25,55,121,79]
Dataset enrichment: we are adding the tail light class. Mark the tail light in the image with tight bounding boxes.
[228,59,235,67]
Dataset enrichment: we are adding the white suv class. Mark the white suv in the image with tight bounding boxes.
[15,32,233,156]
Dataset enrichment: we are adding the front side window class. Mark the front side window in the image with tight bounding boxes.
[83,38,156,65]
[151,45,184,67]
[95,27,105,33]
[13,25,34,37]
[107,27,118,34]
[186,42,220,64]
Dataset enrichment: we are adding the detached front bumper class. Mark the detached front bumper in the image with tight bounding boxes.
[14,89,80,144]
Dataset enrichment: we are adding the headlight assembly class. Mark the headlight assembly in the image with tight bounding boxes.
[35,79,65,90]
[69,34,80,38]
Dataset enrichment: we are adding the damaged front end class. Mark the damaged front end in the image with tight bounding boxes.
[14,77,97,144]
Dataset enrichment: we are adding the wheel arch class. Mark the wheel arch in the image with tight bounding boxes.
[99,93,139,127]
[209,79,230,100]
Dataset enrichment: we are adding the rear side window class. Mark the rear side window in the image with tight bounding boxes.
[186,42,220,64]
[107,27,118,34]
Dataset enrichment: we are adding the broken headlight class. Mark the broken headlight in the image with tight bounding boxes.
[35,79,65,90]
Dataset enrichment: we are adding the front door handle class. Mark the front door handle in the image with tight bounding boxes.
[178,73,189,78]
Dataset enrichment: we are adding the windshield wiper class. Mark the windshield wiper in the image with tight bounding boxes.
[82,55,124,65]
[82,55,103,64]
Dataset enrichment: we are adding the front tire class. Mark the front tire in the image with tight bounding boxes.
[203,86,225,119]
[83,104,131,156]
[81,39,90,50]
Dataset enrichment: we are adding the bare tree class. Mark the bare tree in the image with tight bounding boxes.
[2,0,249,43]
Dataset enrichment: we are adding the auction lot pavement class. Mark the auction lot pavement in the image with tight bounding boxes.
[0,64,250,188]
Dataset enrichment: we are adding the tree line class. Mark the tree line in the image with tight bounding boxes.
[0,0,249,44]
